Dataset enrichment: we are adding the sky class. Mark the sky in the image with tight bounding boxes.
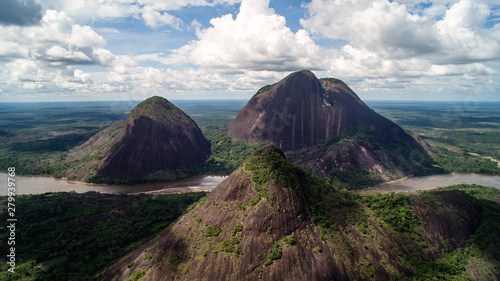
[0,0,499,102]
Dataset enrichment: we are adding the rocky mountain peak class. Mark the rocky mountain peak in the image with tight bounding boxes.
[228,70,434,186]
[228,70,374,152]
[65,96,211,182]
[105,144,483,281]
[129,96,186,123]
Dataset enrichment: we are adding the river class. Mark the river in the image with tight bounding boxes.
[1,172,499,196]
[0,172,227,196]
[359,173,500,195]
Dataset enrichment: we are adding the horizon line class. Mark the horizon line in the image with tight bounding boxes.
[1,99,500,103]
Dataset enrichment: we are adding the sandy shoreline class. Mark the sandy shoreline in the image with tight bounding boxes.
[357,176,410,193]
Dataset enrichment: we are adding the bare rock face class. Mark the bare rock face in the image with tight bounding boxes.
[105,145,483,281]
[228,70,433,186]
[228,70,380,152]
[66,96,210,181]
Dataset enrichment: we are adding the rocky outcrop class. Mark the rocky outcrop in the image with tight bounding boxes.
[105,145,483,281]
[228,70,434,186]
[65,96,210,181]
[228,70,392,152]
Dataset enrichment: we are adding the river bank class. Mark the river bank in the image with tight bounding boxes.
[359,173,500,195]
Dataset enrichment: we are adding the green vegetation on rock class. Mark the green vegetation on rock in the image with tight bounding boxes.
[329,169,378,190]
[125,268,146,281]
[205,225,222,237]
[263,242,282,266]
[252,84,273,97]
[130,96,189,124]
[312,246,322,253]
[232,223,243,236]
[219,238,242,256]
[321,77,347,85]
[168,252,180,266]
[363,193,424,233]
[408,185,500,280]
[283,235,295,246]
[244,145,296,187]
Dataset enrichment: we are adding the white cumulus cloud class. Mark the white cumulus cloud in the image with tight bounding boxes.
[0,9,132,72]
[141,6,183,29]
[168,0,322,74]
[300,0,500,83]
[0,9,142,100]
[301,0,500,66]
[44,0,242,29]
[2,0,499,101]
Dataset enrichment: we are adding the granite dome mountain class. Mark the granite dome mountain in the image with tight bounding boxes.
[65,96,211,182]
[106,145,487,280]
[228,70,435,187]
[228,70,372,152]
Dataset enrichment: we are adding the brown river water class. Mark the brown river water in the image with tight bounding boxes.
[0,173,227,196]
[0,172,498,196]
[359,173,500,195]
